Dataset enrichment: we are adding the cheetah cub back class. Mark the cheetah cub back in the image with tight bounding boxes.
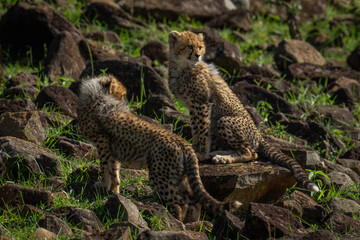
[168,31,319,192]
[77,76,240,222]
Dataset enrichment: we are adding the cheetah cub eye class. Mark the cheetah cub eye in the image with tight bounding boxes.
[187,45,193,50]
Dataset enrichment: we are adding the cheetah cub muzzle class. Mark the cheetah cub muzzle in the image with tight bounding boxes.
[76,76,241,222]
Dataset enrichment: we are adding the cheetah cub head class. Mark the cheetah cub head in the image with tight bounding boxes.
[168,31,205,65]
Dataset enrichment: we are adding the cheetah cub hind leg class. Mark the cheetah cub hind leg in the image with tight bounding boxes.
[211,148,258,164]
[183,203,202,223]
[213,116,258,164]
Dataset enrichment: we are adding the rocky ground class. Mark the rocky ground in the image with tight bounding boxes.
[0,0,360,239]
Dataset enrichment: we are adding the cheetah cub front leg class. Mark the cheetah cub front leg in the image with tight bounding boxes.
[94,136,121,194]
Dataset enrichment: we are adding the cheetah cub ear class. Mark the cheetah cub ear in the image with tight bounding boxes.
[169,31,182,46]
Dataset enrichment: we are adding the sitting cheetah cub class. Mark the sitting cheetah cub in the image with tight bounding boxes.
[76,76,240,222]
[168,31,319,192]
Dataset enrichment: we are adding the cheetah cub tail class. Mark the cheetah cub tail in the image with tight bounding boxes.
[232,200,242,209]
[185,150,242,216]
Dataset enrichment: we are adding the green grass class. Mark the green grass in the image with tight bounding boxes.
[1,0,360,239]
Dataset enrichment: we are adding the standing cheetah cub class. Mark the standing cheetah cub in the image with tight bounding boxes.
[76,76,240,222]
[168,31,319,192]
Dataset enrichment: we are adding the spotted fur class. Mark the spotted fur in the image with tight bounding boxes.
[76,76,241,222]
[168,31,319,192]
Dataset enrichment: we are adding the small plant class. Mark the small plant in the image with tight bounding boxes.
[256,100,273,122]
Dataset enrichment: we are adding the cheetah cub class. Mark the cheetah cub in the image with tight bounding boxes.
[168,31,319,192]
[77,76,240,222]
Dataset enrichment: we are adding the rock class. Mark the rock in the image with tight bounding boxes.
[122,0,235,21]
[119,168,149,182]
[38,215,73,237]
[245,202,304,239]
[0,155,4,179]
[240,63,281,79]
[67,165,100,183]
[244,106,264,128]
[309,106,353,123]
[0,98,36,115]
[330,87,356,111]
[78,60,173,102]
[0,2,82,63]
[0,183,54,208]
[252,0,326,22]
[287,63,360,83]
[137,202,185,231]
[78,39,150,65]
[279,190,327,224]
[48,136,98,161]
[306,29,332,48]
[330,197,360,216]
[137,230,208,240]
[231,0,251,9]
[274,39,326,72]
[143,95,192,138]
[72,223,133,240]
[321,210,360,234]
[233,75,292,96]
[37,110,71,129]
[84,30,122,45]
[5,72,38,88]
[280,199,303,218]
[67,208,104,233]
[206,9,251,32]
[84,0,143,29]
[326,76,360,102]
[104,194,148,229]
[337,159,360,175]
[0,64,3,80]
[342,145,360,160]
[327,171,355,190]
[44,31,86,81]
[35,85,79,118]
[140,40,169,65]
[191,28,242,74]
[212,210,245,240]
[322,159,360,185]
[0,136,62,178]
[3,85,39,100]
[184,221,213,233]
[347,45,360,71]
[0,111,45,144]
[231,81,302,117]
[312,106,359,140]
[264,136,323,169]
[66,167,149,199]
[270,117,347,153]
[121,183,153,199]
[38,176,65,192]
[143,94,176,117]
[282,229,337,240]
[199,161,296,205]
[31,227,58,240]
[17,204,45,217]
